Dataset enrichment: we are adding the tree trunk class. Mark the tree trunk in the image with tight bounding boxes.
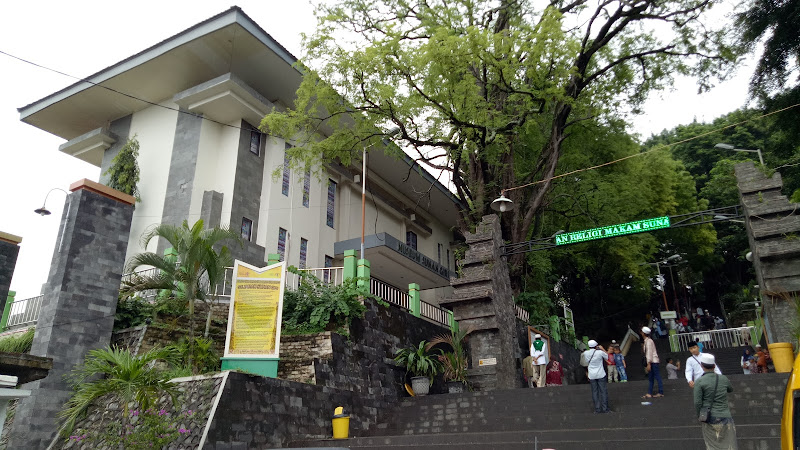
[204,304,213,338]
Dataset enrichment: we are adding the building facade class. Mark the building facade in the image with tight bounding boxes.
[19,7,461,301]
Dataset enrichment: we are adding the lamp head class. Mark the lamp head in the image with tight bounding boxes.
[34,207,51,216]
[491,193,514,212]
[715,143,734,150]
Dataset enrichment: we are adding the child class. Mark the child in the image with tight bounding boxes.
[665,357,680,379]
[613,346,628,382]
[607,346,618,382]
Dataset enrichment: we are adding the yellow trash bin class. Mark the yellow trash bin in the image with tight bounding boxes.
[332,406,350,439]
[769,342,794,373]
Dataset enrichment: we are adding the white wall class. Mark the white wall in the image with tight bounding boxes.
[125,101,178,259]
[191,118,239,227]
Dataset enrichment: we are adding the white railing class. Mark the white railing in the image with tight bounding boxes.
[421,300,451,327]
[669,326,756,352]
[286,267,344,291]
[370,278,410,310]
[515,305,530,323]
[7,295,44,330]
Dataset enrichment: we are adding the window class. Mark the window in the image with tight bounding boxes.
[302,169,311,208]
[324,255,334,283]
[282,144,292,196]
[299,238,308,269]
[446,249,451,272]
[438,243,443,263]
[277,228,287,261]
[249,130,261,156]
[406,231,417,250]
[326,179,337,228]
[241,217,253,242]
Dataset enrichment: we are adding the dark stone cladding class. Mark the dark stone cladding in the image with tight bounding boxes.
[98,114,133,185]
[229,121,265,244]
[201,190,224,229]
[203,298,449,448]
[734,161,800,344]
[7,188,133,450]
[158,107,203,254]
[0,239,20,314]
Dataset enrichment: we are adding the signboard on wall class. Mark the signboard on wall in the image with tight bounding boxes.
[223,260,286,358]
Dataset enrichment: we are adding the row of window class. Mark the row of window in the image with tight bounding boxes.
[407,231,451,271]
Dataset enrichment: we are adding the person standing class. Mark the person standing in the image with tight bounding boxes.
[546,357,564,386]
[642,326,664,398]
[694,353,738,449]
[613,346,628,382]
[685,341,722,387]
[607,347,618,383]
[581,340,610,413]
[530,334,548,387]
[755,344,770,373]
[522,354,535,388]
[741,348,755,375]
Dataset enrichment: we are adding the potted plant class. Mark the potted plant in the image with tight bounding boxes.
[427,327,471,393]
[394,341,442,396]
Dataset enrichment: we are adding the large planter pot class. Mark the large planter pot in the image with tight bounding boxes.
[411,376,430,396]
[446,381,466,394]
[769,342,794,373]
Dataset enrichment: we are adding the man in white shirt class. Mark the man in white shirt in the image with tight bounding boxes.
[530,334,548,388]
[581,340,610,413]
[685,341,722,387]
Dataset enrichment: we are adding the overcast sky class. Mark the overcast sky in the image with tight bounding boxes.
[0,1,755,300]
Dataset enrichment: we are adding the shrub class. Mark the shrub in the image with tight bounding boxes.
[0,328,34,353]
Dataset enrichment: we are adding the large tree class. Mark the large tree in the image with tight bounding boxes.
[264,0,736,287]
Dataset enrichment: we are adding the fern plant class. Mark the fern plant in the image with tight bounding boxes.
[104,136,141,201]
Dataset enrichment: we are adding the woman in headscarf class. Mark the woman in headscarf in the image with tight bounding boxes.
[546,356,563,386]
[740,348,754,375]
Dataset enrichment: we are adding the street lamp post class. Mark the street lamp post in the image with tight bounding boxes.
[715,143,764,166]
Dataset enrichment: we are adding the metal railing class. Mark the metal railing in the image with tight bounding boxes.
[515,305,530,323]
[370,278,409,310]
[7,295,44,330]
[669,326,756,352]
[286,267,344,291]
[420,300,451,327]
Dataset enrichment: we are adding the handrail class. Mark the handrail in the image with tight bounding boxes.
[669,326,755,352]
[370,278,409,310]
[515,305,529,323]
[6,295,44,330]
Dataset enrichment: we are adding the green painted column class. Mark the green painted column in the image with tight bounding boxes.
[447,310,458,334]
[357,259,370,289]
[342,249,357,281]
[669,329,678,352]
[268,253,280,265]
[408,283,421,317]
[0,291,15,330]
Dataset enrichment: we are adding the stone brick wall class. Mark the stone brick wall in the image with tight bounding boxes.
[278,332,334,384]
[0,238,20,315]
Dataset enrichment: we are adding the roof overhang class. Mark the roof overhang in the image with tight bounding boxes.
[334,233,451,290]
[18,7,301,147]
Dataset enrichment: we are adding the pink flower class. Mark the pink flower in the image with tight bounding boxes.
[158,409,167,416]
[179,428,190,434]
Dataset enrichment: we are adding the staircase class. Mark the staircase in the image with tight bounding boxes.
[290,373,786,449]
[625,338,756,381]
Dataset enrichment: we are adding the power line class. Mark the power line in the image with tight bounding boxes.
[0,49,251,132]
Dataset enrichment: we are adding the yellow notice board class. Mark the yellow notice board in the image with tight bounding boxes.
[223,260,286,358]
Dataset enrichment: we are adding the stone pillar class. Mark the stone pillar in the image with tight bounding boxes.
[735,162,800,344]
[440,215,519,391]
[0,232,22,316]
[8,179,134,450]
[268,253,280,265]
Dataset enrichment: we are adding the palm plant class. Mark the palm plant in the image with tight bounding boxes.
[121,219,241,370]
[59,346,180,439]
[426,327,471,384]
[394,341,442,385]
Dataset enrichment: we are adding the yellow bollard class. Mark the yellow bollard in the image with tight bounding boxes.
[332,406,350,439]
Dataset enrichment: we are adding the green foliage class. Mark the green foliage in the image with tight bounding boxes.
[394,341,442,384]
[515,292,554,326]
[426,327,471,384]
[113,296,155,331]
[59,346,180,437]
[281,269,372,335]
[264,0,738,288]
[104,136,141,201]
[121,219,241,370]
[171,336,220,374]
[70,408,194,449]
[0,328,34,353]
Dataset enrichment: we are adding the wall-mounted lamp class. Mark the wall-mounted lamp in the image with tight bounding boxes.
[34,188,69,216]
[490,192,514,212]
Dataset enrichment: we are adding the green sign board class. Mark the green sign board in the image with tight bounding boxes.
[554,216,670,246]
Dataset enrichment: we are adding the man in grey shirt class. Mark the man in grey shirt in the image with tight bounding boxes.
[581,339,610,413]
